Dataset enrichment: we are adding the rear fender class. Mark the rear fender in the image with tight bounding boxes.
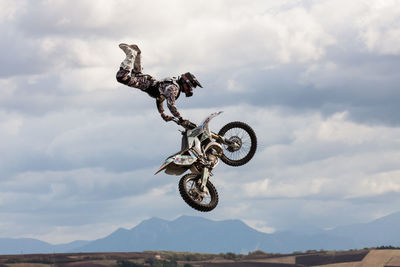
[155,150,197,175]
[154,157,174,175]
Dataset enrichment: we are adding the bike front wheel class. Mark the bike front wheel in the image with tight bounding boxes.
[178,173,218,212]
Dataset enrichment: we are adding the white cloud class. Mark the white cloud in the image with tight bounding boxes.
[354,170,400,198]
[243,219,276,234]
[358,0,400,54]
[302,111,390,145]
[59,66,119,92]
[244,178,270,197]
[244,177,331,198]
[0,0,23,23]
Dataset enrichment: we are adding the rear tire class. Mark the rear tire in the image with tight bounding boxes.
[218,121,257,166]
[179,173,218,212]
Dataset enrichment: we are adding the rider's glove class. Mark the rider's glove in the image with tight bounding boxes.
[161,114,173,122]
[179,118,196,129]
[178,117,187,125]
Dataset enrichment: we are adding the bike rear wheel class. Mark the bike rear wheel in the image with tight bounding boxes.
[179,173,218,212]
[218,121,257,166]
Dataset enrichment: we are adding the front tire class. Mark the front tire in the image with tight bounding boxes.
[218,121,257,166]
[179,173,218,212]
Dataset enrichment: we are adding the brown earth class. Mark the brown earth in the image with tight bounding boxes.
[386,256,400,267]
[315,262,362,267]
[314,250,400,267]
[358,250,400,267]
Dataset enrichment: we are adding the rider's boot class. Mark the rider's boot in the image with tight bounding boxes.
[133,52,143,74]
[119,44,141,73]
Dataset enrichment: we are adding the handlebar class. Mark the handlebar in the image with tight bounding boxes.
[172,117,197,130]
[171,117,180,123]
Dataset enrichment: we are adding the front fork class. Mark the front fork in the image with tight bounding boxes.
[200,167,210,195]
[211,133,240,150]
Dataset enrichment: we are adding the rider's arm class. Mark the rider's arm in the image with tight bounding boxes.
[164,84,183,120]
[156,97,173,121]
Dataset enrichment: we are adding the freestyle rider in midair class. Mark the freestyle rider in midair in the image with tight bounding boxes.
[116,44,202,127]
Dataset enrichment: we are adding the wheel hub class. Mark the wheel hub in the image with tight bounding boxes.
[227,136,242,152]
[189,185,204,202]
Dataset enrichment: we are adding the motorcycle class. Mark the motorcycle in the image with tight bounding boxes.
[155,111,257,212]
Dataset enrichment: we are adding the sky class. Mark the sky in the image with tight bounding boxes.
[1,0,400,244]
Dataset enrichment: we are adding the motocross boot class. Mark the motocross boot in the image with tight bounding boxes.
[133,50,143,74]
[119,43,142,73]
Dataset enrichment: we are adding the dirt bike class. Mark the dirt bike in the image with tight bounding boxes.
[155,111,257,212]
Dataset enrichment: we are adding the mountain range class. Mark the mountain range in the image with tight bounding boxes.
[1,211,400,255]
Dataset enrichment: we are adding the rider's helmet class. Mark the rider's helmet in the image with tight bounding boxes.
[179,72,203,97]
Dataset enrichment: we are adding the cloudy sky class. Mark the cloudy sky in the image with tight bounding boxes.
[1,0,400,244]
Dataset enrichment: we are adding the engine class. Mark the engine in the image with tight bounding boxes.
[203,142,223,168]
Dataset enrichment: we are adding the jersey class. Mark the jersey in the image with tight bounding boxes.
[156,78,182,120]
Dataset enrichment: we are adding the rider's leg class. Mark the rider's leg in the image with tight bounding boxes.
[116,44,156,91]
[116,44,141,83]
[118,43,139,72]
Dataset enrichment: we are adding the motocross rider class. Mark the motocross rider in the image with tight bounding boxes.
[116,44,202,127]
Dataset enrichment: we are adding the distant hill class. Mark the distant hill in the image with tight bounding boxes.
[328,210,400,247]
[71,216,361,253]
[75,216,272,253]
[2,211,400,255]
[0,238,54,254]
[0,238,89,254]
